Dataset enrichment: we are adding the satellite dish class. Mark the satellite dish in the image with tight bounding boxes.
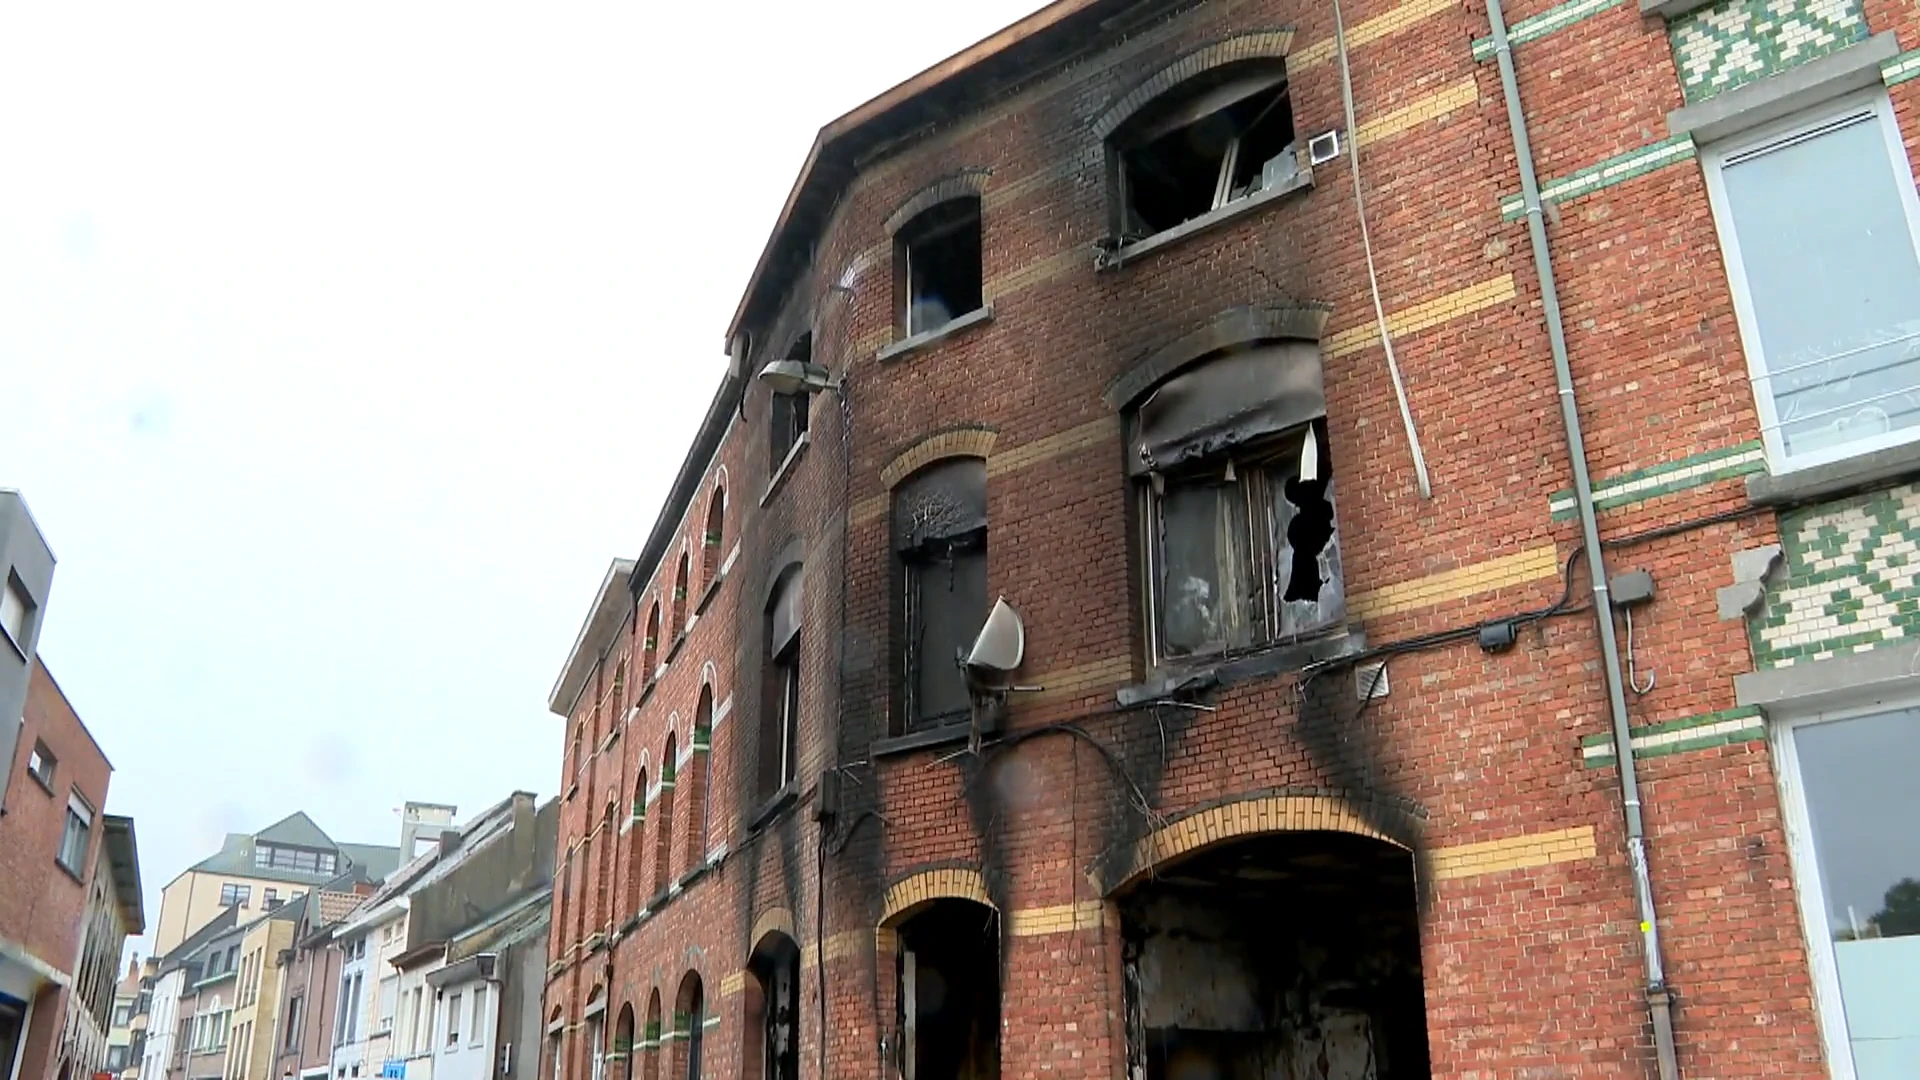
[965,597,1025,686]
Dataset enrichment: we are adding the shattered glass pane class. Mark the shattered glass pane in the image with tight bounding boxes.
[1158,481,1252,657]
[1269,467,1343,636]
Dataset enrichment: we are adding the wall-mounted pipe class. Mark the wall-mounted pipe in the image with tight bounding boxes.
[1482,2,1681,1077]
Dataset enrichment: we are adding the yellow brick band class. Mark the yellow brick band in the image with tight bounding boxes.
[1428,826,1597,880]
[1347,544,1560,621]
[1106,795,1417,891]
[1028,656,1134,703]
[987,248,1085,300]
[1289,0,1456,68]
[1006,901,1105,937]
[799,929,866,971]
[851,493,888,528]
[880,868,995,926]
[880,429,999,489]
[985,417,1120,478]
[1324,274,1518,358]
[718,971,745,998]
[1352,78,1479,149]
[749,907,796,952]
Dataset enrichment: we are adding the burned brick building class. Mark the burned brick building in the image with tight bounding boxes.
[541,0,1920,1075]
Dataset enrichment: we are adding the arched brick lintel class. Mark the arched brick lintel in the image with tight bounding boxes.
[748,906,797,957]
[883,169,993,236]
[878,866,997,930]
[879,427,999,489]
[1093,29,1299,142]
[1103,302,1332,410]
[1096,792,1422,896]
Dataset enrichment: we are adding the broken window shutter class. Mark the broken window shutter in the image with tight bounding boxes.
[1128,341,1326,476]
[893,458,988,551]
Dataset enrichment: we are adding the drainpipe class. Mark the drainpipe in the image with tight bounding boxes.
[1483,3,1680,1077]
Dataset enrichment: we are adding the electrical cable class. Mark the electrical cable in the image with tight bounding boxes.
[1332,0,1432,499]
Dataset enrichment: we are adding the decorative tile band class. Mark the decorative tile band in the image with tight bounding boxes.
[1581,706,1766,768]
[1669,0,1868,103]
[1547,441,1766,520]
[1883,47,1920,85]
[1752,480,1920,668]
[1429,826,1597,879]
[1472,0,1631,60]
[1500,136,1698,221]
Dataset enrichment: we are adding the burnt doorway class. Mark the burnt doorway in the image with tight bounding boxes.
[1119,831,1430,1080]
[894,899,1000,1080]
[747,933,801,1080]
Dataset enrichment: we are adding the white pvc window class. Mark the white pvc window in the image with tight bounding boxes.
[1705,91,1920,472]
[1775,703,1920,1078]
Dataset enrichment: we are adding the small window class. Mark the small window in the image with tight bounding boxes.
[470,986,487,1045]
[1704,92,1920,470]
[759,566,804,801]
[264,888,281,910]
[1,572,35,648]
[447,991,463,1047]
[897,198,983,337]
[57,791,93,875]
[1110,61,1296,240]
[220,884,251,908]
[893,459,990,735]
[26,740,55,791]
[770,335,814,473]
[1128,343,1343,663]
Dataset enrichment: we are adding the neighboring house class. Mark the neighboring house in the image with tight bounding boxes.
[424,891,549,1080]
[0,489,55,817]
[1,664,115,1080]
[54,814,144,1080]
[173,920,244,1080]
[151,815,401,958]
[222,903,300,1080]
[108,959,142,1079]
[265,887,363,1080]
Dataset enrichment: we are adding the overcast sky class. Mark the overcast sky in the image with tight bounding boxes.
[0,1,1045,960]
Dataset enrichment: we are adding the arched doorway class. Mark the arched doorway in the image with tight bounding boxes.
[1117,830,1430,1080]
[893,899,999,1080]
[745,932,801,1080]
[614,1004,636,1080]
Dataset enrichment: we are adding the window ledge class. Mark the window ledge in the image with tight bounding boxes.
[694,573,724,617]
[1667,33,1898,144]
[0,623,24,662]
[1097,168,1314,271]
[1118,628,1366,707]
[1746,435,1920,506]
[748,783,798,832]
[876,306,994,363]
[663,633,688,668]
[760,433,811,508]
[871,724,973,759]
[27,771,54,796]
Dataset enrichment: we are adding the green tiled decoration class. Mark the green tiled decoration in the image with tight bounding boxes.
[1670,0,1869,103]
[1751,480,1920,668]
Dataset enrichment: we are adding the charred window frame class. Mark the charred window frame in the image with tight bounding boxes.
[770,335,813,475]
[1127,341,1343,665]
[758,565,803,803]
[1108,61,1297,243]
[896,199,984,339]
[891,459,990,737]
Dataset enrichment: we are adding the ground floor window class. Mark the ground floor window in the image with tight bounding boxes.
[1779,705,1920,1078]
[0,995,24,1080]
[1119,830,1429,1079]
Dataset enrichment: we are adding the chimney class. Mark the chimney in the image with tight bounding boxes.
[398,802,458,860]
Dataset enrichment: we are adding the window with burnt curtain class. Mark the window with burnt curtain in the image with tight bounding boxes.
[893,458,989,735]
[1130,341,1344,663]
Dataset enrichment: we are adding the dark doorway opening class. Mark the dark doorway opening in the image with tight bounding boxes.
[895,899,1000,1080]
[1120,831,1430,1080]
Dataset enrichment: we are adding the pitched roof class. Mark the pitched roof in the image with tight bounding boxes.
[254,812,335,849]
[338,843,401,883]
[157,905,241,973]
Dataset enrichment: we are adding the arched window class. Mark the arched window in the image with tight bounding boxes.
[644,603,662,681]
[556,849,573,953]
[759,566,803,801]
[895,198,983,338]
[574,835,590,942]
[614,1004,636,1080]
[685,687,713,863]
[628,768,649,915]
[652,733,677,897]
[642,992,663,1080]
[672,553,691,639]
[891,458,989,738]
[673,973,704,1080]
[570,723,585,783]
[1107,59,1295,241]
[613,659,628,715]
[547,1009,565,1080]
[598,804,617,930]
[701,489,725,591]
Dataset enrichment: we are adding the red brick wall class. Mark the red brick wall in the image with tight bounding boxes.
[535,0,1914,1073]
[2,663,114,1080]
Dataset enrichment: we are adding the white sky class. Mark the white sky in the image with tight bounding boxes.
[0,1,1046,960]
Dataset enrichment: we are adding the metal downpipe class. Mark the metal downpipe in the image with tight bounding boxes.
[1483,2,1680,1077]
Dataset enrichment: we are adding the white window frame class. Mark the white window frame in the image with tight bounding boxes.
[1770,695,1920,1080]
[1704,89,1920,474]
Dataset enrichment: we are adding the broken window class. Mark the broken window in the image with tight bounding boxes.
[748,934,801,1080]
[1111,60,1297,240]
[893,459,990,735]
[897,198,984,337]
[894,900,999,1080]
[771,334,813,474]
[1120,831,1431,1080]
[759,565,803,801]
[1129,341,1343,662]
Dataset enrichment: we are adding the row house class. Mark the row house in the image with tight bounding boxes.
[544,0,1920,1072]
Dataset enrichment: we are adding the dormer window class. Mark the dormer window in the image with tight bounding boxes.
[1110,61,1296,241]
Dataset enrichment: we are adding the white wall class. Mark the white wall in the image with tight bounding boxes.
[143,969,183,1080]
[428,976,491,1080]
